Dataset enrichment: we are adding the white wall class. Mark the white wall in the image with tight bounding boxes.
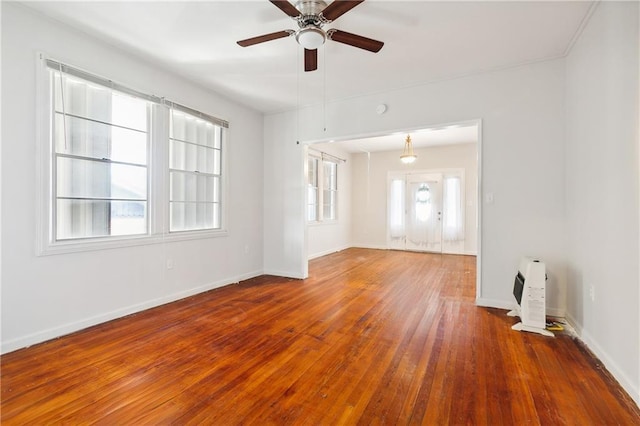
[264,58,567,314]
[351,143,478,255]
[565,2,639,404]
[307,143,352,260]
[263,112,307,278]
[1,4,265,353]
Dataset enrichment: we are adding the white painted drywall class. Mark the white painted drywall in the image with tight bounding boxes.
[306,143,352,260]
[0,4,265,353]
[264,58,567,315]
[351,143,478,255]
[565,1,639,404]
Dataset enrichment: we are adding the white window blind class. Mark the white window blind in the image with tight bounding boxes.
[169,108,223,232]
[50,66,151,240]
[323,161,338,221]
[306,151,340,223]
[39,57,230,253]
[443,176,464,241]
[388,178,405,239]
[307,156,319,221]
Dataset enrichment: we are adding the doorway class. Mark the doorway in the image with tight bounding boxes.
[303,120,481,296]
[389,173,443,253]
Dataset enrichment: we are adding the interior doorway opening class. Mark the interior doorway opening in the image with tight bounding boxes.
[304,120,481,298]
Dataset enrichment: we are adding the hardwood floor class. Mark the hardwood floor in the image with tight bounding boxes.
[2,248,639,424]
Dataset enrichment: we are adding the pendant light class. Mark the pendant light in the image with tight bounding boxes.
[400,134,417,164]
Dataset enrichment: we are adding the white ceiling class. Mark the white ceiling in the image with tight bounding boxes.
[22,0,594,114]
[321,122,478,153]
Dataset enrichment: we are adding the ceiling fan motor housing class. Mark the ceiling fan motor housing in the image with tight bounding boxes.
[295,0,328,19]
[294,0,328,49]
[238,0,383,72]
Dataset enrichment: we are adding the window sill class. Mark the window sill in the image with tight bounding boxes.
[37,229,229,256]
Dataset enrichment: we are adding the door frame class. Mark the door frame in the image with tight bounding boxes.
[302,119,483,303]
[387,168,467,254]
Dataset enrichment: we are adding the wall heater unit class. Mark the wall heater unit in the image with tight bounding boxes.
[507,257,554,337]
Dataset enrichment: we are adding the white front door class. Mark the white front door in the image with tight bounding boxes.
[388,173,443,253]
[406,174,443,252]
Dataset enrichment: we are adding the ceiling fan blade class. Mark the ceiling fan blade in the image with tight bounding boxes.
[328,29,383,53]
[304,49,318,72]
[321,0,364,21]
[269,0,300,17]
[237,30,293,47]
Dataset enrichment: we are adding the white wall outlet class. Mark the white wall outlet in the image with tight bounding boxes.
[589,285,595,301]
[485,193,494,204]
[244,245,250,254]
[166,259,174,270]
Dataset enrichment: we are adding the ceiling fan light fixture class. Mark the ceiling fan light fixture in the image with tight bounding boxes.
[296,27,326,49]
[400,135,417,164]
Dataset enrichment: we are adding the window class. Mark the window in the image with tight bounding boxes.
[39,58,229,254]
[51,67,150,240]
[306,152,338,223]
[388,178,405,239]
[169,108,223,232]
[415,183,432,222]
[307,157,319,221]
[323,161,338,221]
[443,176,464,241]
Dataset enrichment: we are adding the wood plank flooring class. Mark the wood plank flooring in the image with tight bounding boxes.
[2,248,639,424]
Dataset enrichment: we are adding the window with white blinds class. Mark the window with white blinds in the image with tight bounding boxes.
[51,67,150,241]
[39,57,229,253]
[307,156,319,221]
[169,108,223,232]
[306,153,338,223]
[323,161,338,221]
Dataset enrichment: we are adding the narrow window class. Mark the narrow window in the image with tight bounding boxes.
[389,178,405,239]
[322,161,338,221]
[169,108,223,232]
[443,176,464,241]
[307,156,319,221]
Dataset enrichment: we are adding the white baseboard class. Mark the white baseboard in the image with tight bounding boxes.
[478,301,640,406]
[475,297,565,317]
[235,269,264,283]
[475,297,514,311]
[262,269,306,279]
[565,313,640,407]
[308,245,351,260]
[350,243,389,250]
[1,270,264,354]
[351,244,475,257]
[546,306,565,317]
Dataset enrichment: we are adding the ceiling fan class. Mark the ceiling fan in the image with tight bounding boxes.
[237,0,384,72]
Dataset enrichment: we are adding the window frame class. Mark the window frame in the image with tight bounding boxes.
[168,105,225,233]
[51,69,152,242]
[306,155,320,222]
[306,151,339,225]
[322,160,338,221]
[36,54,229,256]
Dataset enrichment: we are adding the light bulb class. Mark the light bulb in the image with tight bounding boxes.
[296,27,326,50]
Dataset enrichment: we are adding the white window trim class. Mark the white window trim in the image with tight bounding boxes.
[305,151,339,224]
[322,160,338,222]
[306,154,320,223]
[35,53,229,256]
